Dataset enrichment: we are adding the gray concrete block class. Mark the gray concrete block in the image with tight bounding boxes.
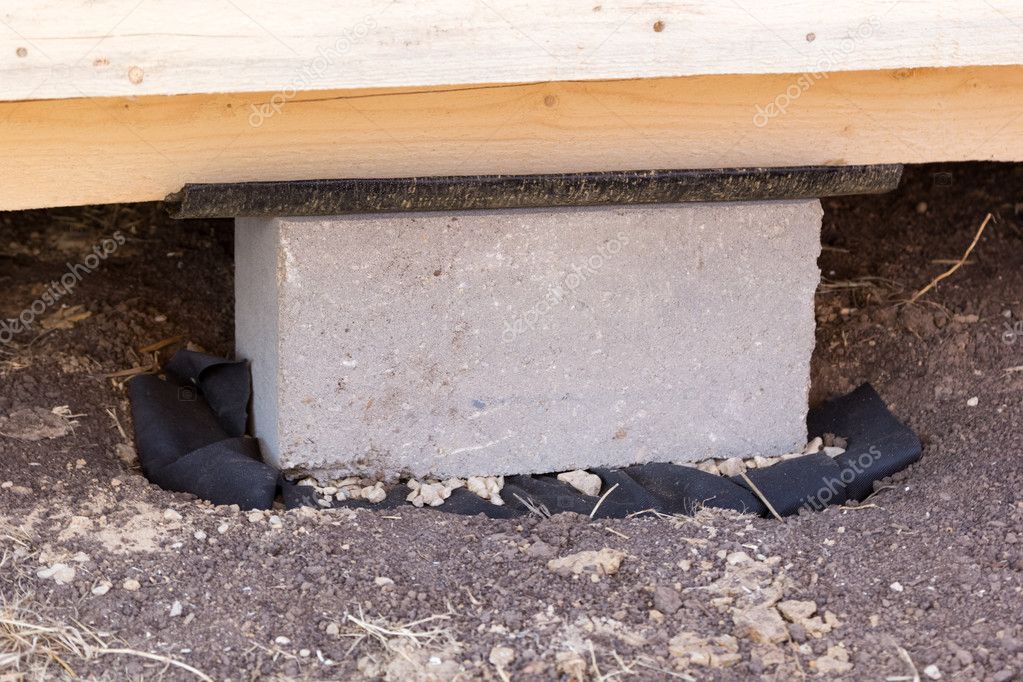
[235,200,822,479]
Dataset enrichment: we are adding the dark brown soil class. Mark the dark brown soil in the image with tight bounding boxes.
[1,164,1022,681]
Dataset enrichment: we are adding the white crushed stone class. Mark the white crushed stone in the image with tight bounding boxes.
[697,460,721,476]
[684,438,833,477]
[556,470,601,497]
[286,437,842,514]
[37,563,75,585]
[466,476,504,505]
[717,457,745,477]
[802,436,824,454]
[294,475,391,506]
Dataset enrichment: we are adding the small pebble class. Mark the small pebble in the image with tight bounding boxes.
[890,581,904,593]
[123,578,141,591]
[923,664,941,680]
[696,460,720,476]
[802,437,823,454]
[170,600,183,617]
[717,457,745,477]
[163,509,182,522]
[489,646,516,668]
[556,470,602,497]
[966,396,979,407]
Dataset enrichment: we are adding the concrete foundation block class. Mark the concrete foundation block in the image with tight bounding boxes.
[235,201,822,479]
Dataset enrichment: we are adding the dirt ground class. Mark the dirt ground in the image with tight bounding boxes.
[1,163,1022,681]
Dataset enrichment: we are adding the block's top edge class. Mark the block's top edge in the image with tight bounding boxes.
[167,165,902,219]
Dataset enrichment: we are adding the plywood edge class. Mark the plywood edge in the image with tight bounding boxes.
[1,66,1021,211]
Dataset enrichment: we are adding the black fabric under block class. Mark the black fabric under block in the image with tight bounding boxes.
[732,453,849,516]
[156,437,277,510]
[588,469,667,517]
[440,488,525,519]
[129,370,277,510]
[807,383,922,501]
[502,476,597,516]
[131,350,921,519]
[165,350,250,437]
[129,373,232,475]
[280,479,319,509]
[625,463,768,516]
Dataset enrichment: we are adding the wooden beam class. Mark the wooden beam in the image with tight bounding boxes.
[1,1,1022,101]
[1,66,1021,211]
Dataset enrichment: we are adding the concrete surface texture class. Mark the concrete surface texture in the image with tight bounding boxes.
[235,201,823,478]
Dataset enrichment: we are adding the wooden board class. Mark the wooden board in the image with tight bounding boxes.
[1,1,1022,101]
[1,66,1022,211]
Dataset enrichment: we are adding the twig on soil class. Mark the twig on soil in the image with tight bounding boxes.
[604,527,630,540]
[105,407,128,440]
[461,587,481,606]
[95,648,213,681]
[632,657,695,680]
[104,363,157,380]
[512,494,551,519]
[137,335,183,354]
[863,485,895,504]
[0,599,211,681]
[930,258,975,265]
[589,483,620,519]
[342,608,455,670]
[818,276,903,294]
[738,472,783,521]
[888,645,921,682]
[909,212,992,304]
